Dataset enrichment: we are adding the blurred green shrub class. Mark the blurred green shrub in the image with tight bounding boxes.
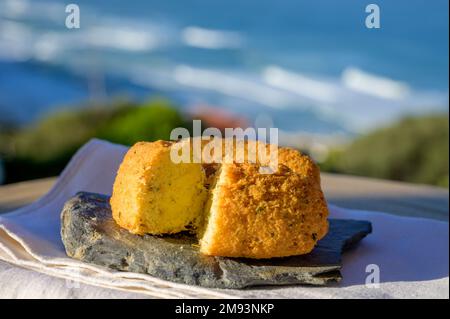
[97,99,185,145]
[0,98,189,184]
[321,114,449,188]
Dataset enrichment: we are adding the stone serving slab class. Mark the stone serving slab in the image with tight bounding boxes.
[61,192,372,289]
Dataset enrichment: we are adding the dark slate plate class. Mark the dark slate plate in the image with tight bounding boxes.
[61,192,372,289]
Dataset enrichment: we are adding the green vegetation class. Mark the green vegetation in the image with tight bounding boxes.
[321,114,449,188]
[0,98,190,184]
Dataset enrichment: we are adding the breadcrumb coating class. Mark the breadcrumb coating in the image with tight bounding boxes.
[200,163,328,258]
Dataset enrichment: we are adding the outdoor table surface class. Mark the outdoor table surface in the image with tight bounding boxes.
[0,173,448,298]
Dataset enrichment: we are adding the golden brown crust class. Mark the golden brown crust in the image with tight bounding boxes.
[277,146,322,183]
[110,140,207,235]
[194,137,321,182]
[199,162,329,259]
[111,141,169,233]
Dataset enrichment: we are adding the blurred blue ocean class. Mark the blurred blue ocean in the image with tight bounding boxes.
[0,0,448,136]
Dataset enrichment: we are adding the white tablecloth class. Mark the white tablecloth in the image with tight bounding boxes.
[0,139,448,298]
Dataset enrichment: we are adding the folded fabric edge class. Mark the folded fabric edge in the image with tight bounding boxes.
[0,246,237,299]
[0,139,113,218]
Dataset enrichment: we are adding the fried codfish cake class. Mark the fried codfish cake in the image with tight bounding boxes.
[110,140,207,235]
[199,162,328,259]
[110,138,329,258]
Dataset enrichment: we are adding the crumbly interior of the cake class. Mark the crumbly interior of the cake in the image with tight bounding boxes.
[137,155,208,234]
[197,166,221,241]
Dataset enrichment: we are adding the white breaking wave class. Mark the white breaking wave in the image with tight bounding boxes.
[0,22,163,63]
[0,0,29,18]
[173,65,295,108]
[0,0,171,62]
[263,66,340,103]
[181,26,243,49]
[259,65,447,130]
[85,26,160,52]
[342,67,411,100]
[0,0,65,22]
[0,19,33,60]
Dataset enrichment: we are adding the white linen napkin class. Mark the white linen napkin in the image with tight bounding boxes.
[0,139,448,298]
